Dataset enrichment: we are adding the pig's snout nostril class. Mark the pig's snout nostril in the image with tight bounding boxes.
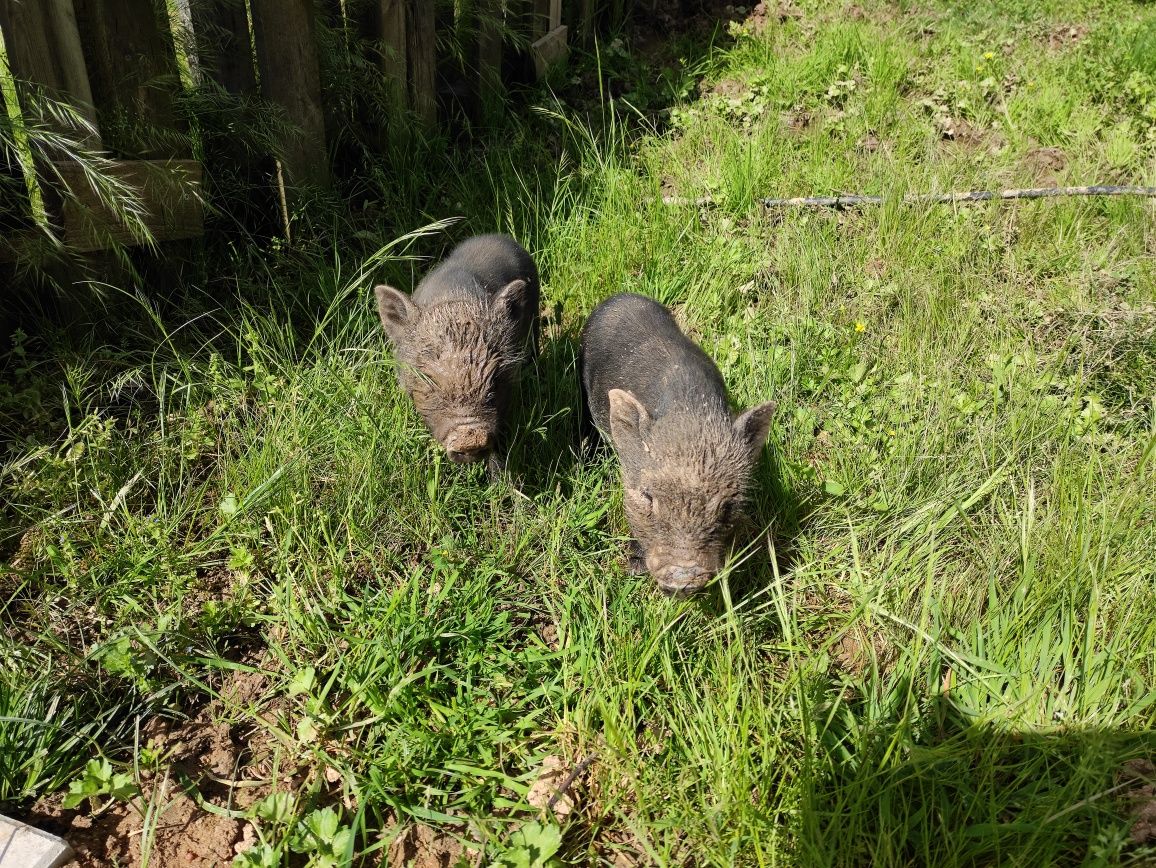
[656,565,712,597]
[445,425,494,464]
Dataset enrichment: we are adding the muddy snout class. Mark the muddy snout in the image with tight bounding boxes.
[654,564,714,597]
[444,424,495,464]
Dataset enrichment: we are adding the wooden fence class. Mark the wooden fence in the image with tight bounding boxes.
[0,0,624,258]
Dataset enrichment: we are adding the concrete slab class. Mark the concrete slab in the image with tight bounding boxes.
[0,815,73,868]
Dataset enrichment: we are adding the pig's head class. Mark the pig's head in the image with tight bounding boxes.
[375,280,530,464]
[607,388,776,596]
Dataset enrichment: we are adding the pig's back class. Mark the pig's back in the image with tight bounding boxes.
[414,234,539,307]
[581,294,728,434]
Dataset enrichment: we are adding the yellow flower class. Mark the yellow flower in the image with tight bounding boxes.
[855,321,866,333]
[887,429,897,437]
[1027,80,1036,89]
[983,51,995,60]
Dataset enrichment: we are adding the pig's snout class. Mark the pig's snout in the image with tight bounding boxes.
[445,424,495,463]
[655,564,713,597]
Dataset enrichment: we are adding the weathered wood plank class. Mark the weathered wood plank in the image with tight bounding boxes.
[52,158,204,251]
[72,0,186,158]
[249,0,331,188]
[531,0,551,40]
[407,0,436,126]
[531,25,568,79]
[189,0,257,96]
[374,0,407,108]
[477,0,503,122]
[0,0,100,141]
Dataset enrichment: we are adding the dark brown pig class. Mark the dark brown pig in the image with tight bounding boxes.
[375,234,539,471]
[581,293,776,596]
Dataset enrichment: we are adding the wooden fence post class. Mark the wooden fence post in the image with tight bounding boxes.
[249,0,331,189]
[407,0,436,127]
[0,0,99,142]
[189,0,257,96]
[477,0,503,122]
[72,0,187,158]
[530,0,567,79]
[377,0,408,109]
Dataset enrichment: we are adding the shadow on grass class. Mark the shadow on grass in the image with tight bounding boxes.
[505,327,587,499]
[797,681,1156,866]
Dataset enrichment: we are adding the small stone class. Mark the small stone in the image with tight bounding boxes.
[526,755,576,819]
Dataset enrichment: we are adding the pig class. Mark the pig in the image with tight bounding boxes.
[581,293,776,596]
[374,234,539,471]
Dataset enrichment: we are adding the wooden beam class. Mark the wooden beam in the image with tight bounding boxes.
[52,158,204,251]
[72,0,186,158]
[249,0,331,188]
[0,0,100,142]
[531,25,568,79]
[407,0,436,126]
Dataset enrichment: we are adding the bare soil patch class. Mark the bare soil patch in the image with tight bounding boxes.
[387,823,475,868]
[1120,759,1156,845]
[1024,145,1067,183]
[1045,23,1089,51]
[25,667,279,867]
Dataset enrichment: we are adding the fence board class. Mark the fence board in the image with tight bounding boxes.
[577,0,595,42]
[190,0,257,96]
[250,0,331,188]
[0,0,99,141]
[407,0,436,126]
[532,0,551,39]
[477,0,503,122]
[55,158,204,251]
[373,0,407,108]
[72,0,187,158]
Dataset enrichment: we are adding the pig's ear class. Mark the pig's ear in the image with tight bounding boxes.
[375,285,416,343]
[608,389,651,446]
[734,400,777,452]
[493,278,530,321]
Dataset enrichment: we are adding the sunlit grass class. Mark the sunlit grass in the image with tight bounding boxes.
[2,0,1155,865]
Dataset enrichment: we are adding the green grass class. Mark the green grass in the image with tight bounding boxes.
[3,0,1156,865]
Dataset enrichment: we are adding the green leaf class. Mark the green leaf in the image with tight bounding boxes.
[288,667,316,696]
[254,791,294,824]
[108,772,138,801]
[62,781,92,810]
[232,842,282,868]
[823,479,846,496]
[219,492,240,517]
[296,716,320,744]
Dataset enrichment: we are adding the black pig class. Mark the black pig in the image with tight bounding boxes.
[581,293,776,596]
[375,234,539,470]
